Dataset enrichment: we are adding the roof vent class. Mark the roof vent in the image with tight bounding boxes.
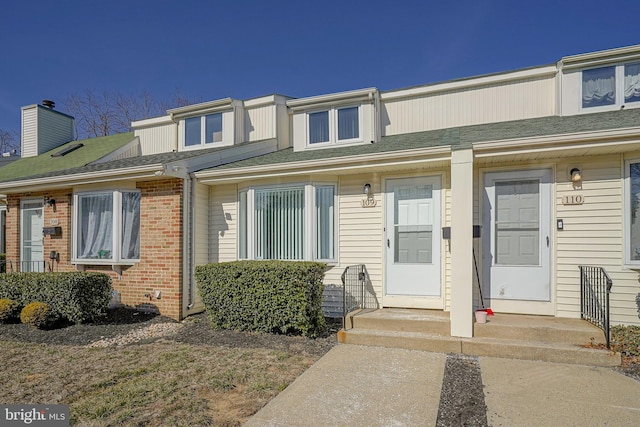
[51,143,83,157]
[42,99,55,109]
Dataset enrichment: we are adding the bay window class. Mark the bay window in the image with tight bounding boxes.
[238,184,336,261]
[74,190,140,263]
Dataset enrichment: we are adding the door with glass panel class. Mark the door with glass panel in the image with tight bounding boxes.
[483,169,552,315]
[21,200,44,272]
[385,176,441,308]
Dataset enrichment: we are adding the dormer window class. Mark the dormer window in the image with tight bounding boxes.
[582,63,640,109]
[308,106,361,146]
[185,113,223,147]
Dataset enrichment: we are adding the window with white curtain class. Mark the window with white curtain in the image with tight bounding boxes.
[238,184,336,261]
[74,190,141,263]
[582,63,640,109]
[308,106,360,146]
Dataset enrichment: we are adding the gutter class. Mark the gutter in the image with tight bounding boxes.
[195,146,452,182]
[0,164,165,193]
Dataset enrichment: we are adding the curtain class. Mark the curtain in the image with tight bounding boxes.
[625,63,640,104]
[79,194,113,259]
[121,192,141,259]
[338,107,359,140]
[582,67,615,107]
[316,186,334,259]
[255,187,304,260]
[309,111,329,144]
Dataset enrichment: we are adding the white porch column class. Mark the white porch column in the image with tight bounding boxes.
[450,148,474,338]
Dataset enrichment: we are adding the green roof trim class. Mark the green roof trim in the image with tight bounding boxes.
[0,132,135,182]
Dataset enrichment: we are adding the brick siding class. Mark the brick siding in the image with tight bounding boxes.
[4,178,185,320]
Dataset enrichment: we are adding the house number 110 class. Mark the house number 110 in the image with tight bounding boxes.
[562,194,584,205]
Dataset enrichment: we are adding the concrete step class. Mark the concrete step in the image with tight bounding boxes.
[348,308,450,336]
[338,328,621,367]
[473,313,606,345]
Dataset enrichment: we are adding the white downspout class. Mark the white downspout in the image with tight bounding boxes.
[183,174,196,312]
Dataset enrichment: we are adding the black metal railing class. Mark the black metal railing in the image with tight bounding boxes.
[0,260,58,273]
[579,265,613,348]
[340,264,378,328]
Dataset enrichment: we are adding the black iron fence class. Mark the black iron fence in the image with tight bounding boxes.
[579,265,612,348]
[0,260,58,273]
[340,264,378,328]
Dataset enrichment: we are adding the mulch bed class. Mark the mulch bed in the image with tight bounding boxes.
[0,307,338,357]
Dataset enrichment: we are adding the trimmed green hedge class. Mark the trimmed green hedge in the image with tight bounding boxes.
[196,260,327,337]
[0,272,112,323]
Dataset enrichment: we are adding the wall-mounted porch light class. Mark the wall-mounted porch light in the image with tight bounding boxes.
[362,183,377,208]
[570,168,582,183]
[45,197,56,212]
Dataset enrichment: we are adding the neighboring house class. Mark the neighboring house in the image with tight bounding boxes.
[0,149,20,254]
[1,45,640,335]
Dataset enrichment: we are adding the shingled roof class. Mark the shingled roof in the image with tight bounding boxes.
[203,107,640,172]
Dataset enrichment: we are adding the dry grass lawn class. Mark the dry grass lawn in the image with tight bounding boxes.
[0,340,322,426]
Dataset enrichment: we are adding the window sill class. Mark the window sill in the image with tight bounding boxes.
[623,264,640,271]
[72,260,138,266]
[304,139,367,151]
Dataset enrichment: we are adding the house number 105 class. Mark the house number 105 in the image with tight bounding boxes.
[562,194,584,205]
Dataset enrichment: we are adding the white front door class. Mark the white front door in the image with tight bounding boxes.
[21,200,44,272]
[385,176,442,308]
[483,169,552,315]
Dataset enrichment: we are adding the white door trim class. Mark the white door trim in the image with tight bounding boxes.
[383,174,443,309]
[20,198,45,273]
[482,168,554,315]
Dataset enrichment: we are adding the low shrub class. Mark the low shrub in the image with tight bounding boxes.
[0,298,18,322]
[196,260,327,337]
[0,272,112,323]
[20,302,57,329]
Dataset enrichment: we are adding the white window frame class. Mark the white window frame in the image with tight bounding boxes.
[237,182,338,263]
[181,112,224,151]
[581,62,640,112]
[306,105,362,147]
[72,189,141,265]
[624,158,640,268]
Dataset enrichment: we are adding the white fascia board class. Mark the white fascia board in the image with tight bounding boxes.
[287,87,379,111]
[196,146,451,183]
[473,126,640,157]
[560,44,640,71]
[381,66,557,101]
[91,137,141,164]
[167,98,239,119]
[165,139,279,178]
[243,94,291,108]
[0,164,165,193]
[131,115,173,129]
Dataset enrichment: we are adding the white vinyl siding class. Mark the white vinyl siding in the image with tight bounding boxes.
[21,105,74,158]
[244,104,276,142]
[382,75,555,136]
[209,184,237,263]
[555,155,640,325]
[327,175,384,302]
[135,120,176,155]
[189,182,210,314]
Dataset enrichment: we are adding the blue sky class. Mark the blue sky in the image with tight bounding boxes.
[0,0,638,131]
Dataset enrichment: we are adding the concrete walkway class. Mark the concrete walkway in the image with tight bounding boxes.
[245,344,640,427]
